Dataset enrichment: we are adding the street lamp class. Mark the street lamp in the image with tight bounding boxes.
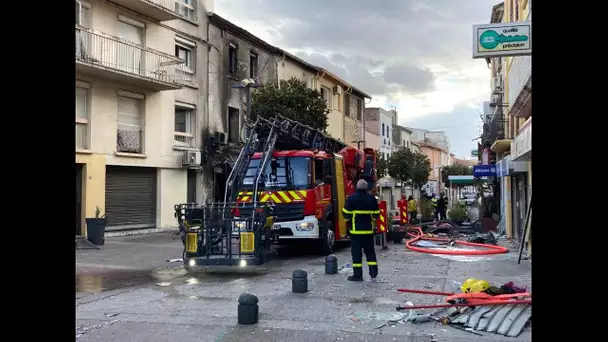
[231,78,262,123]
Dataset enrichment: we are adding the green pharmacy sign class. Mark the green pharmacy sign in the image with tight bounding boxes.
[472,22,531,59]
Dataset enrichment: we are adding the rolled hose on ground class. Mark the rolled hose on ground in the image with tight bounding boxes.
[405,227,509,255]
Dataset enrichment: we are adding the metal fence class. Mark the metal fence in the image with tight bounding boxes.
[75,26,185,86]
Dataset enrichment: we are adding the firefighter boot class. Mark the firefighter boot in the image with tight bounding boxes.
[348,266,363,282]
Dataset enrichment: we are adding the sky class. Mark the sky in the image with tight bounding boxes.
[214,0,498,158]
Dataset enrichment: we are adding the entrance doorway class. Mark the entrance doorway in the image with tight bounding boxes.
[76,163,83,236]
[187,169,197,203]
[214,167,227,202]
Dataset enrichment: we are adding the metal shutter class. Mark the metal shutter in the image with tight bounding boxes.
[105,166,157,231]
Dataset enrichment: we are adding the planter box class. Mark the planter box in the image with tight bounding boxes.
[85,218,107,246]
[387,231,407,244]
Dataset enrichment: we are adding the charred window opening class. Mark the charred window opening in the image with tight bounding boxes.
[228,43,238,76]
[249,52,258,79]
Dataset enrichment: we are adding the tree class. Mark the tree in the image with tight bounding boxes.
[387,147,415,185]
[411,152,432,190]
[376,151,389,179]
[250,77,330,131]
[441,163,473,186]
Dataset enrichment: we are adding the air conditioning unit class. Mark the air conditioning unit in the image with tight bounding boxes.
[215,131,228,145]
[182,151,201,167]
[334,85,344,95]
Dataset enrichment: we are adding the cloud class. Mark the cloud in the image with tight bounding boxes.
[214,0,498,157]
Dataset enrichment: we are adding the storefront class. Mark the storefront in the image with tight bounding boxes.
[510,118,532,249]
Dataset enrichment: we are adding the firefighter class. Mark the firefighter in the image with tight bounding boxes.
[431,194,439,220]
[342,179,380,282]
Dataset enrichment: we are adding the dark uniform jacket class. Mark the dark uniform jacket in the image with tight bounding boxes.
[342,190,380,235]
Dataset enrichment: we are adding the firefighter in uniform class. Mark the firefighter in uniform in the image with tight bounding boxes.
[431,194,439,220]
[342,179,380,282]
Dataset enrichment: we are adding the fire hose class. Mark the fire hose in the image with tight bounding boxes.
[405,227,509,255]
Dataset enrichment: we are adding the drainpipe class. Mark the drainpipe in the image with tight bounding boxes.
[277,50,286,90]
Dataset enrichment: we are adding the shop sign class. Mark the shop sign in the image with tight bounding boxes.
[472,22,532,59]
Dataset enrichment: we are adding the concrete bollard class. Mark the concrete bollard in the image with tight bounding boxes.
[325,254,338,275]
[237,292,259,325]
[292,269,308,293]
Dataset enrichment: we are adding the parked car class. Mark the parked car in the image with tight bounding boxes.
[460,193,477,206]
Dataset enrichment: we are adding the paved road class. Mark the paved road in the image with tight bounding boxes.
[76,234,531,342]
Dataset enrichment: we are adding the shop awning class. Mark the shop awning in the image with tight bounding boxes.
[448,175,478,185]
[491,139,512,154]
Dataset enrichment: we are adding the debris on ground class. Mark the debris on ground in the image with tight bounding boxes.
[394,282,532,337]
[467,232,497,245]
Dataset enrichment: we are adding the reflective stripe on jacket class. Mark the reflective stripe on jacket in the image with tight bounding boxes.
[431,198,438,207]
[342,190,380,235]
[407,199,417,211]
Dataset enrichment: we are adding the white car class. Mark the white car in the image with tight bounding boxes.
[460,194,477,206]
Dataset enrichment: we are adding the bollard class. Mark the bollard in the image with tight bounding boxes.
[292,269,308,293]
[237,292,259,325]
[325,254,338,275]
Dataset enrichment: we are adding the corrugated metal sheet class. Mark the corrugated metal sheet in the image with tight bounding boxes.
[433,304,531,337]
[105,166,157,231]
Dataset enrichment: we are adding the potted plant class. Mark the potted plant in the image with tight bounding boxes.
[419,199,434,223]
[85,206,107,246]
[448,203,468,226]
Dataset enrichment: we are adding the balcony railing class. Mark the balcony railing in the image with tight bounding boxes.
[508,55,531,111]
[76,26,185,90]
[174,132,195,148]
[76,120,89,150]
[108,0,196,21]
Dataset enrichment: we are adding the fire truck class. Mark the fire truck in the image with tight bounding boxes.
[175,114,381,269]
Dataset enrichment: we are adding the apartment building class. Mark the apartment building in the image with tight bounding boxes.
[276,50,319,89]
[486,0,532,252]
[207,13,281,201]
[75,0,211,236]
[364,108,395,160]
[392,124,413,152]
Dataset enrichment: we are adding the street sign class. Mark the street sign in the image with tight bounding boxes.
[473,165,496,178]
[471,149,479,157]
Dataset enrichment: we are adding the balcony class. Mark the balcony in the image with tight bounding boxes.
[508,10,532,117]
[508,55,531,117]
[109,0,195,22]
[75,26,185,91]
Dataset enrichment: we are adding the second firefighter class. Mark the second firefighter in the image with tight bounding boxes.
[342,179,380,282]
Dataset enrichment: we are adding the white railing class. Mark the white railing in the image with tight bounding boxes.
[508,54,531,110]
[173,0,197,20]
[174,132,195,148]
[76,121,88,150]
[75,26,185,86]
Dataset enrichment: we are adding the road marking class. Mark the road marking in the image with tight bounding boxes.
[76,263,138,270]
[104,241,182,249]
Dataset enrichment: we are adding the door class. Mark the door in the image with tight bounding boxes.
[76,164,83,235]
[517,174,528,241]
[511,176,519,240]
[214,168,227,202]
[105,166,157,230]
[187,170,197,203]
[117,20,143,75]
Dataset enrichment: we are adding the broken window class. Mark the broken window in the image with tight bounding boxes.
[249,52,258,79]
[356,98,363,120]
[228,43,238,76]
[228,106,240,143]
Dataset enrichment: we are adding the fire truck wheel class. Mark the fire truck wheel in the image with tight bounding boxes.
[317,220,335,255]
